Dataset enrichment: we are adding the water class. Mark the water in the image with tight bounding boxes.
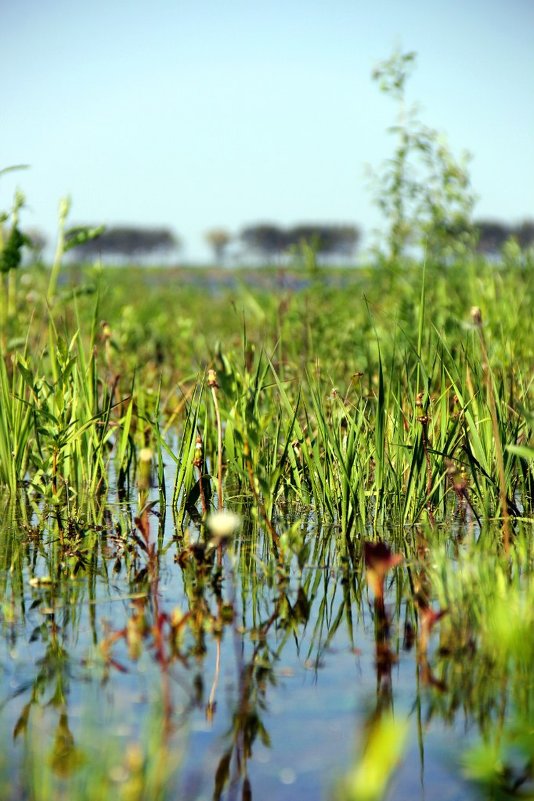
[0,492,529,800]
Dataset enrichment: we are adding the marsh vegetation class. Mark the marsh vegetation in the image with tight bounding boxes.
[1,50,533,801]
[0,232,533,800]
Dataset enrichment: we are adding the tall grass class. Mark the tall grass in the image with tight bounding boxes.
[1,254,532,552]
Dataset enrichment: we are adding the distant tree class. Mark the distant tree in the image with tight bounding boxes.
[515,219,534,249]
[205,228,232,263]
[240,224,287,259]
[287,224,360,257]
[475,220,513,255]
[68,225,180,260]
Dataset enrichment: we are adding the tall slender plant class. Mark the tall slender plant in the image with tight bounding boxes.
[371,49,476,265]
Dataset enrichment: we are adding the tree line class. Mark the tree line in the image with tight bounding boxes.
[6,50,534,267]
[21,218,534,263]
[25,222,362,262]
[475,219,534,255]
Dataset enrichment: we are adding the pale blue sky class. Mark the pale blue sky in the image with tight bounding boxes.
[1,0,533,261]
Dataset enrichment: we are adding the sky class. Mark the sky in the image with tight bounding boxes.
[1,0,533,262]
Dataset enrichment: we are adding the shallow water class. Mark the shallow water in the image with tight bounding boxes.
[0,491,529,801]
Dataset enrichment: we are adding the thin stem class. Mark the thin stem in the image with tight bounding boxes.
[208,369,223,510]
[472,307,511,552]
[47,197,70,304]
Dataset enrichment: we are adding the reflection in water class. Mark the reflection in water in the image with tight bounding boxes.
[364,540,403,715]
[0,492,532,800]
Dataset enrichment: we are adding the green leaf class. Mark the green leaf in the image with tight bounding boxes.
[64,224,105,253]
[507,444,534,460]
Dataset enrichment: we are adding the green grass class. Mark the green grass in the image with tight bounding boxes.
[1,251,533,533]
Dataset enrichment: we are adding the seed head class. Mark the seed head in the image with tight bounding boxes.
[207,369,219,388]
[138,448,153,464]
[206,510,241,542]
[193,435,203,467]
[470,306,482,326]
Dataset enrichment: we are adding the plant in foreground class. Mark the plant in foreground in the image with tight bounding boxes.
[335,712,409,801]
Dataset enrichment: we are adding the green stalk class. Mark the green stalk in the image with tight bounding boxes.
[208,368,223,510]
[471,306,511,552]
[47,197,70,304]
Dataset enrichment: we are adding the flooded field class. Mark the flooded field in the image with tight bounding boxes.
[0,244,533,800]
[1,484,532,800]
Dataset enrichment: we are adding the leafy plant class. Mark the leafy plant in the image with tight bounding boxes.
[370,49,476,265]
